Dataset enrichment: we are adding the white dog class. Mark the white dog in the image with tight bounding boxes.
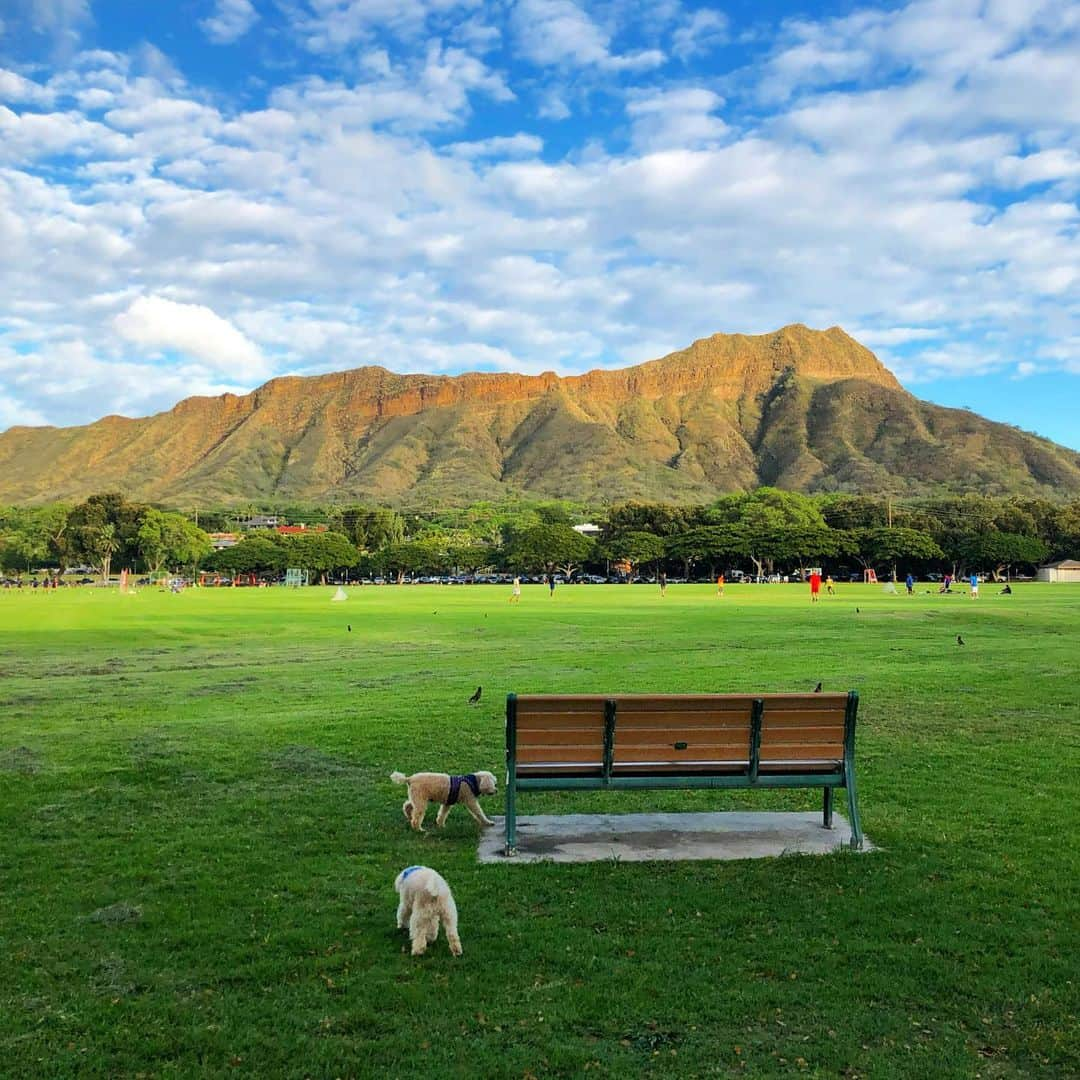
[394,865,462,957]
[390,770,497,831]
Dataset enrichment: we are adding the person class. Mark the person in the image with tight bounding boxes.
[970,572,979,599]
[716,573,724,597]
[809,570,821,603]
[547,573,556,598]
[905,572,914,595]
[939,574,952,594]
[825,574,835,595]
[509,576,521,603]
[1000,583,1012,595]
[659,571,667,597]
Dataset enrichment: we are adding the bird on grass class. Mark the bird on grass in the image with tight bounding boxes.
[813,682,822,693]
[467,686,482,706]
[347,624,352,632]
[957,635,965,646]
[856,607,860,614]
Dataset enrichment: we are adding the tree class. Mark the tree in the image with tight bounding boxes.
[93,523,120,582]
[856,527,944,579]
[67,493,144,574]
[448,542,494,575]
[206,536,285,576]
[283,531,359,584]
[503,524,593,576]
[138,509,212,575]
[958,532,1049,580]
[665,525,748,578]
[378,538,449,583]
[606,501,703,538]
[706,488,827,578]
[602,531,666,582]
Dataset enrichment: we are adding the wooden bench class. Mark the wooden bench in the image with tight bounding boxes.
[503,692,863,855]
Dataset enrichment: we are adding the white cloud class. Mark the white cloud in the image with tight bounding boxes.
[626,88,727,151]
[113,296,268,381]
[0,0,1078,436]
[671,9,728,62]
[512,0,665,71]
[200,0,259,45]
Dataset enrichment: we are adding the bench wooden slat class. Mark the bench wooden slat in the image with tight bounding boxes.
[517,745,604,763]
[760,727,844,744]
[517,721,608,737]
[759,744,843,760]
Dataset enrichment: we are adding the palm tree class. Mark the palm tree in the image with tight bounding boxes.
[95,523,120,583]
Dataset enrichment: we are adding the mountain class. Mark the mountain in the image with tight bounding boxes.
[2,324,1078,506]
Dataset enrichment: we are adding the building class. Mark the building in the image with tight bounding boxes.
[208,532,239,550]
[276,524,327,535]
[1036,559,1080,583]
[573,523,602,537]
[241,515,280,529]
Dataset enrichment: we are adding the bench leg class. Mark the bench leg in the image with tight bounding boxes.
[823,786,833,829]
[504,778,517,857]
[844,767,863,851]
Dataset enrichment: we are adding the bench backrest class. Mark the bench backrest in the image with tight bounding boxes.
[508,692,854,777]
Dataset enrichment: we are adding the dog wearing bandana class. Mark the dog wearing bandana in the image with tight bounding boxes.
[390,769,498,832]
[394,865,462,956]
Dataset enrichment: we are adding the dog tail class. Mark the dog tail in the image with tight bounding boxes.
[390,771,408,785]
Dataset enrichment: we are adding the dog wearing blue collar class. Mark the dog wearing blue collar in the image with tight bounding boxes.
[394,865,462,957]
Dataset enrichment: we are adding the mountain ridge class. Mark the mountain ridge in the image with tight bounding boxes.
[2,324,1077,505]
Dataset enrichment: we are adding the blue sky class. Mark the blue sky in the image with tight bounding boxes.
[1,0,1078,451]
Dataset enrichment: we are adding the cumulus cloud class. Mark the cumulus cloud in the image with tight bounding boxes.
[200,0,259,45]
[114,296,268,381]
[511,0,665,71]
[0,0,1078,442]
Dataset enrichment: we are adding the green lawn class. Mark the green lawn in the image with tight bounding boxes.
[2,581,1078,1078]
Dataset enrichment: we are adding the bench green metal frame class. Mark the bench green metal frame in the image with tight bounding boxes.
[503,691,862,856]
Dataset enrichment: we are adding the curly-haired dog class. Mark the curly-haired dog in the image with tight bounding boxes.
[390,770,497,832]
[394,865,462,956]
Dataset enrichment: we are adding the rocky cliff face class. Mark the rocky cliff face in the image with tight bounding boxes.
[1,324,1076,505]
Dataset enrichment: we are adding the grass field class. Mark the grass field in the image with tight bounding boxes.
[2,581,1078,1078]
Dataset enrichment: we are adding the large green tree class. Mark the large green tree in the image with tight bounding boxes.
[283,532,359,584]
[503,524,594,576]
[603,531,666,581]
[137,509,212,575]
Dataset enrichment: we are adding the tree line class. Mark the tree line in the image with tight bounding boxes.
[2,489,1078,583]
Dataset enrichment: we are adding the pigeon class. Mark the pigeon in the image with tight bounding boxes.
[813,682,822,693]
[347,624,352,632]
[956,635,965,646]
[467,685,482,706]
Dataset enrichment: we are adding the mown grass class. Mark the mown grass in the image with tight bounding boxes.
[1,581,1078,1078]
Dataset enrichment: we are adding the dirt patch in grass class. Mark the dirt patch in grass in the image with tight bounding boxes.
[267,745,361,777]
[0,746,43,774]
[84,902,142,926]
[129,734,182,772]
[186,677,258,698]
[90,955,139,997]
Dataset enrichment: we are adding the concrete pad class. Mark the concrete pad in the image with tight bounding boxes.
[478,811,873,864]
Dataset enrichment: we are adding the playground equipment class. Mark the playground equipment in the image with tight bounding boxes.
[284,568,309,588]
[863,569,878,584]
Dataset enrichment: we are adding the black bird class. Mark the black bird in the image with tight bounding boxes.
[347,624,352,632]
[813,682,822,693]
[957,634,965,646]
[856,607,860,614]
[467,685,482,706]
